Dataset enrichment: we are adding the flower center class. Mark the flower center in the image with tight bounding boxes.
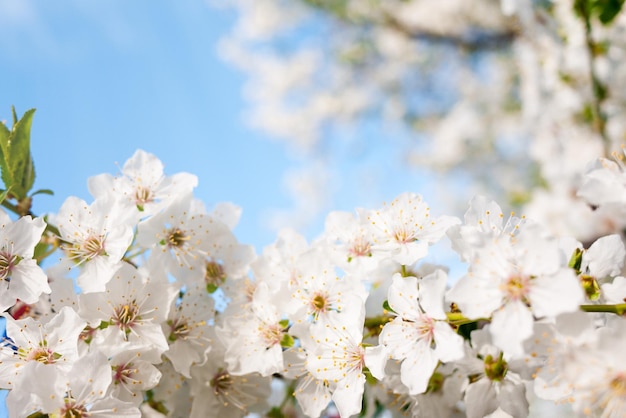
[392,227,416,244]
[23,345,61,364]
[166,228,189,248]
[79,326,97,345]
[260,323,282,348]
[416,316,435,345]
[581,274,601,301]
[312,293,327,311]
[65,235,106,264]
[60,399,88,418]
[502,275,530,302]
[112,301,141,334]
[113,362,139,386]
[610,373,626,397]
[348,237,372,259]
[210,369,233,396]
[205,260,226,289]
[135,186,154,207]
[167,317,191,342]
[348,345,366,372]
[0,251,20,281]
[484,352,508,382]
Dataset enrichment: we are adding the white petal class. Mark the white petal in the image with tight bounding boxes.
[497,380,529,418]
[387,273,419,319]
[418,269,448,320]
[433,321,465,362]
[465,379,498,418]
[584,234,626,278]
[400,345,439,395]
[490,300,533,357]
[529,269,583,318]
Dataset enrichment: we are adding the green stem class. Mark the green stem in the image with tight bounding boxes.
[446,312,480,327]
[580,303,626,315]
[401,265,408,277]
[364,315,392,331]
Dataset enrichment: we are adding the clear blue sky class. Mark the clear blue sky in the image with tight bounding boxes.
[0,0,449,251]
[0,0,301,248]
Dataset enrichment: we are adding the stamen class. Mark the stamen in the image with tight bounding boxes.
[0,250,20,281]
[167,228,189,248]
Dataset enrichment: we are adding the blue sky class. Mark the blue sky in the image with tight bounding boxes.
[0,0,297,248]
[0,0,448,252]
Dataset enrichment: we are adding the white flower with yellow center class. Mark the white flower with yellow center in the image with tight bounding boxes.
[217,282,286,377]
[136,194,237,284]
[447,224,584,356]
[88,148,198,215]
[55,196,135,293]
[367,192,460,265]
[304,305,372,418]
[0,306,85,391]
[369,270,464,395]
[78,263,177,363]
[0,211,49,311]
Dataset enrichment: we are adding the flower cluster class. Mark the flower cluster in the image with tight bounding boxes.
[1,148,626,418]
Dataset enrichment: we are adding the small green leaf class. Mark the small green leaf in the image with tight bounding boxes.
[457,321,479,341]
[98,321,111,330]
[568,247,584,274]
[382,300,396,314]
[0,120,12,193]
[594,0,625,24]
[279,319,290,329]
[0,108,37,200]
[280,333,295,348]
[10,108,37,199]
[206,283,219,294]
[0,188,11,205]
[30,188,54,197]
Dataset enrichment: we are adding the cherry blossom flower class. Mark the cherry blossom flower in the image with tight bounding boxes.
[0,212,49,311]
[162,284,215,378]
[447,195,526,262]
[55,195,135,293]
[189,338,272,418]
[78,263,177,363]
[19,350,140,418]
[303,305,370,418]
[136,194,239,284]
[447,223,584,356]
[457,327,530,418]
[217,282,286,376]
[0,306,85,390]
[88,148,198,215]
[369,271,464,395]
[366,192,460,265]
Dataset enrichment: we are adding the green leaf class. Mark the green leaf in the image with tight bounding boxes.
[594,0,625,24]
[30,188,54,197]
[10,108,36,199]
[568,247,584,274]
[0,120,12,194]
[0,188,11,205]
[206,283,219,294]
[279,319,290,329]
[280,333,295,348]
[382,300,396,314]
[0,107,37,200]
[457,321,478,341]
